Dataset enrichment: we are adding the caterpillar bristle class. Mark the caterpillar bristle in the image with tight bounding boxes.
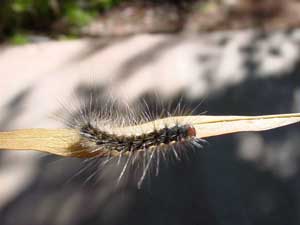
[59,90,206,188]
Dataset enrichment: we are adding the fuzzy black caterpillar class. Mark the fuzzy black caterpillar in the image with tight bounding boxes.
[61,91,207,188]
[80,122,198,153]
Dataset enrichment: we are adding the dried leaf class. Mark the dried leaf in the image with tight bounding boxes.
[0,113,299,157]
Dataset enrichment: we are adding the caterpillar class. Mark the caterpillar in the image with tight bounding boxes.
[2,88,299,188]
[60,91,207,188]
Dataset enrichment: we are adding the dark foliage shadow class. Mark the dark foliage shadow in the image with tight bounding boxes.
[2,30,300,225]
[0,87,32,131]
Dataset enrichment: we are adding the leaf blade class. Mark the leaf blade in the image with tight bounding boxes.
[0,113,299,157]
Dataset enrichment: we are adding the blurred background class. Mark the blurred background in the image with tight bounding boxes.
[1,0,300,224]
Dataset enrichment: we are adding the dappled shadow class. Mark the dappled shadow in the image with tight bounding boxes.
[115,36,180,82]
[2,29,300,225]
[3,69,300,225]
[0,87,32,131]
[126,33,300,223]
[133,65,300,225]
[66,36,130,64]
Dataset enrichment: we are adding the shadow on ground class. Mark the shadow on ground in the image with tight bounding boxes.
[1,31,300,225]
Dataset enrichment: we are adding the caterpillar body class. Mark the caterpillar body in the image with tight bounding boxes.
[60,92,207,188]
[80,122,199,154]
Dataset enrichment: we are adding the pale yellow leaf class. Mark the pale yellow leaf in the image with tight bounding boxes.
[0,113,299,157]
